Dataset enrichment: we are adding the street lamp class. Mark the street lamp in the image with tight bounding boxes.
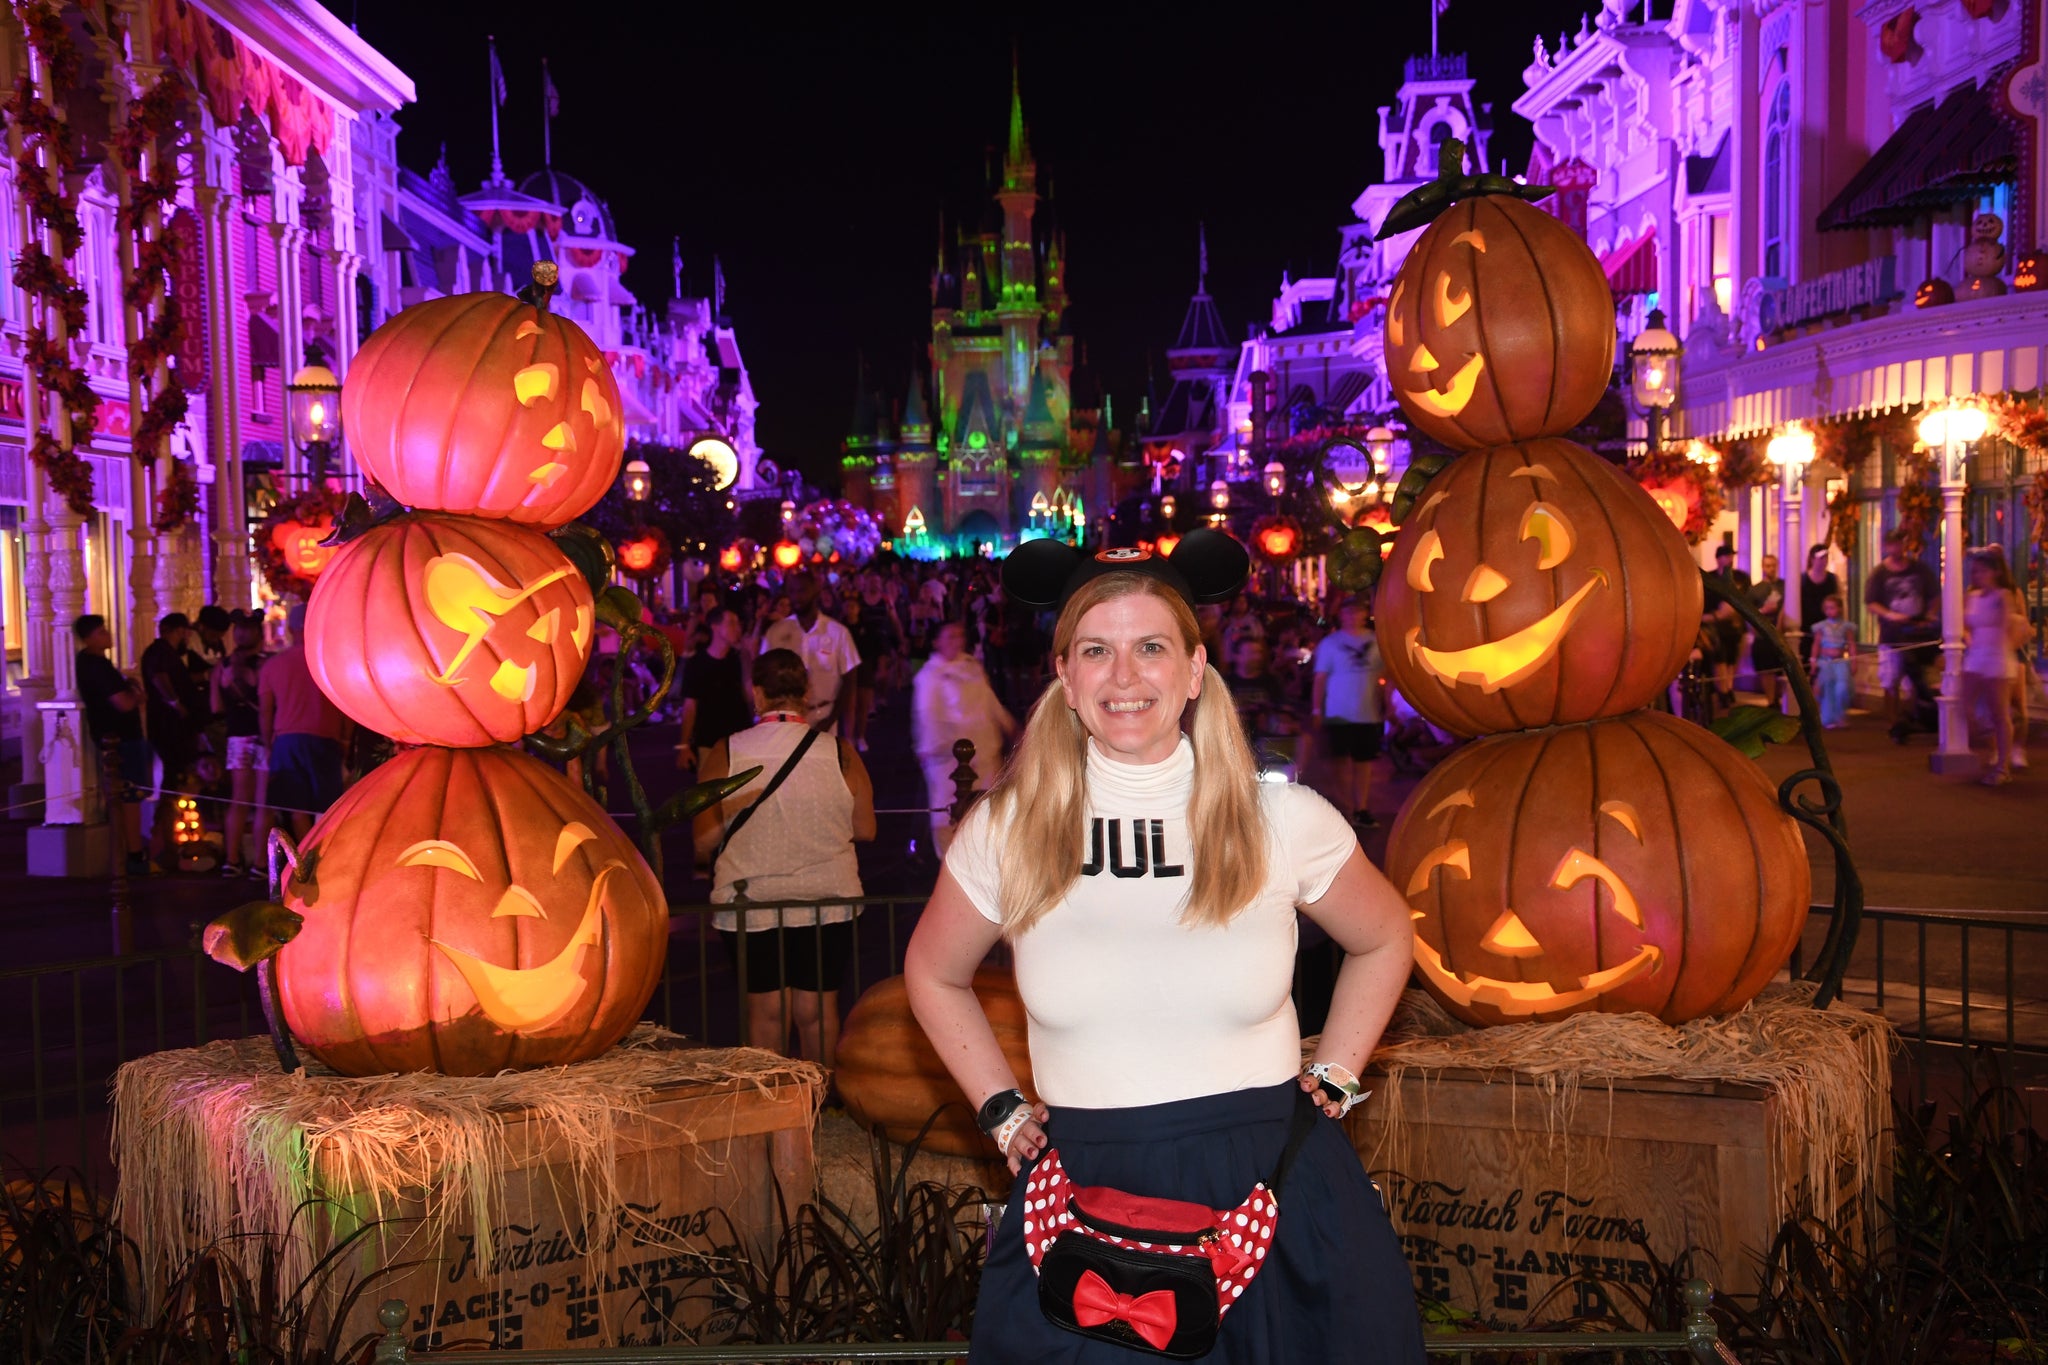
[1766,423,1816,667]
[1364,425,1394,477]
[1630,308,1682,452]
[780,498,796,527]
[1916,400,1990,773]
[1262,459,1287,500]
[622,458,652,502]
[286,354,342,483]
[1160,493,1176,522]
[1210,478,1230,511]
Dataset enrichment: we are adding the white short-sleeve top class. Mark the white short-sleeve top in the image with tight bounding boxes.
[943,736,1357,1109]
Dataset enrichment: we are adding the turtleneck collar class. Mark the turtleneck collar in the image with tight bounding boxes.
[1085,734,1194,802]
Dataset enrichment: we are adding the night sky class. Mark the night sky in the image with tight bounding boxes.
[347,0,1598,479]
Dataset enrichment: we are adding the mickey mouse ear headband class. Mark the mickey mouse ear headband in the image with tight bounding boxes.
[1001,529,1252,612]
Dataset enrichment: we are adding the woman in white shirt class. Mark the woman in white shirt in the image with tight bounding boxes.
[905,535,1423,1363]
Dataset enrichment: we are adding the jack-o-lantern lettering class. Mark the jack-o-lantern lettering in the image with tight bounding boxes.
[1382,196,1615,448]
[1385,709,1810,1027]
[1377,438,1702,736]
[275,745,667,1076]
[306,513,596,747]
[340,291,625,528]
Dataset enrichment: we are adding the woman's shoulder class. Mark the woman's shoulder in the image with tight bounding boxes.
[1257,780,1349,840]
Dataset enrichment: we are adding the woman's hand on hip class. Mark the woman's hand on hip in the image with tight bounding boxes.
[1003,1104,1052,1174]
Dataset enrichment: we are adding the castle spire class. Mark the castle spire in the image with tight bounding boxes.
[1006,52,1030,173]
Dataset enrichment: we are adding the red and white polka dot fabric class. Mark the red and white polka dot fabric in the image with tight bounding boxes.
[1020,1148,1280,1314]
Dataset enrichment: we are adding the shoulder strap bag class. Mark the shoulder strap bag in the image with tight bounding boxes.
[712,726,823,865]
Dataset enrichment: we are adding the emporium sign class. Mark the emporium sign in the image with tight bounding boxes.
[1761,255,1900,332]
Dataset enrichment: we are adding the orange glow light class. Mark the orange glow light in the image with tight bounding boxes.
[718,544,744,572]
[772,540,804,570]
[1156,533,1182,557]
[619,537,659,573]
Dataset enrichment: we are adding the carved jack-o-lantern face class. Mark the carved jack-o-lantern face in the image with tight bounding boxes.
[276,746,667,1076]
[1382,195,1617,449]
[1376,439,1702,737]
[341,291,625,528]
[306,513,596,748]
[1387,709,1811,1027]
[272,519,337,579]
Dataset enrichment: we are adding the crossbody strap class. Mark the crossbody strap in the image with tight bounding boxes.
[713,726,823,864]
[1264,1088,1322,1198]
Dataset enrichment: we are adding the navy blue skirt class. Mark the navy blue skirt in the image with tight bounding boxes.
[970,1081,1423,1363]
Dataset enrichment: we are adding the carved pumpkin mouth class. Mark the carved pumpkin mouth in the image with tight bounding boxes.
[431,862,621,1032]
[1401,352,1486,420]
[1406,568,1607,693]
[1412,936,1663,1018]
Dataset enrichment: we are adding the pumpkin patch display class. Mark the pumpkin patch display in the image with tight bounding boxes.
[1381,180,1616,450]
[1374,438,1702,736]
[305,512,596,748]
[835,968,1033,1157]
[274,744,667,1076]
[1385,709,1810,1027]
[340,289,626,528]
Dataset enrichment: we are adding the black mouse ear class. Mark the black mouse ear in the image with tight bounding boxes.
[1164,529,1251,604]
[1002,537,1083,609]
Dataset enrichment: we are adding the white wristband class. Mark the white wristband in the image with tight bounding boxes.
[991,1106,1032,1154]
[1304,1061,1371,1118]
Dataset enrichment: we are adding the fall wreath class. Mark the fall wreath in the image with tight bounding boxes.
[254,487,347,601]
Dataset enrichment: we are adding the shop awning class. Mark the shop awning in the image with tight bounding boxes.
[1818,81,2016,230]
[1601,229,1657,297]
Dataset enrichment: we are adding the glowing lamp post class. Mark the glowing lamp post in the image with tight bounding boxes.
[1916,401,1990,772]
[1765,423,1815,660]
[1629,308,1682,452]
[1262,459,1287,501]
[1364,425,1394,477]
[622,458,652,503]
[286,356,342,483]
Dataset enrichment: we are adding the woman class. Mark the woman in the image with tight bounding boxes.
[695,648,876,1063]
[913,618,1016,855]
[1797,544,1840,672]
[210,615,270,878]
[1963,549,2026,785]
[905,535,1423,1363]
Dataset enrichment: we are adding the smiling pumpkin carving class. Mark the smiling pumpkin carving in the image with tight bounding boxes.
[1385,709,1810,1027]
[1382,190,1616,449]
[275,745,666,1076]
[1375,438,1702,736]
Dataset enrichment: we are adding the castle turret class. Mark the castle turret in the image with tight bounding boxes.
[895,371,936,534]
[841,362,879,510]
[994,63,1040,410]
[1019,366,1063,523]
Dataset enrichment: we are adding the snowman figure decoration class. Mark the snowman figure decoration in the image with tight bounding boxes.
[1964,212,2007,298]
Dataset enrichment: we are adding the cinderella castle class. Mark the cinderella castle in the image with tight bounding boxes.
[840,69,1122,552]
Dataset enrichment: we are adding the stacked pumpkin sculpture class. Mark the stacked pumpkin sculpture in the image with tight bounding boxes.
[265,269,672,1076]
[1375,145,1811,1027]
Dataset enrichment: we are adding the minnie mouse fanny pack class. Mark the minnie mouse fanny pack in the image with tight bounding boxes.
[1020,1091,1318,1359]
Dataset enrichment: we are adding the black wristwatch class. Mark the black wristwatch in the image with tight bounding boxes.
[977,1088,1029,1133]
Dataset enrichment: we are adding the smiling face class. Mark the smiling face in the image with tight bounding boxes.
[276,746,667,1076]
[1386,709,1811,1026]
[1375,439,1703,736]
[1055,582,1205,766]
[1382,195,1617,450]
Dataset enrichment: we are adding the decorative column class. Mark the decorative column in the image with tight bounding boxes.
[208,190,252,609]
[7,120,53,802]
[1920,403,1988,774]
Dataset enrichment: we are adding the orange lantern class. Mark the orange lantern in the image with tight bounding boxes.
[1252,515,1302,562]
[1155,532,1182,557]
[306,513,596,748]
[269,516,336,580]
[615,527,671,580]
[718,542,745,572]
[771,540,804,570]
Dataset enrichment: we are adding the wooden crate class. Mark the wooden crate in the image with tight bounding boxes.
[1345,1066,1884,1323]
[344,1071,818,1352]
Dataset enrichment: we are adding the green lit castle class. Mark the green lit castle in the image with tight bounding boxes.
[842,67,1117,553]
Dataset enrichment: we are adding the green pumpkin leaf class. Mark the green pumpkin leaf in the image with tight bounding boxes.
[551,522,617,595]
[1372,138,1556,240]
[1709,704,1802,760]
[597,584,645,630]
[1388,452,1457,526]
[650,767,762,834]
[202,900,305,972]
[1329,527,1388,594]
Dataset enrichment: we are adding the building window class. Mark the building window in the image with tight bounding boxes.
[1762,84,1790,280]
[1711,214,1732,315]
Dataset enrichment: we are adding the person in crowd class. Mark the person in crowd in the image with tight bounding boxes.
[1220,592,1266,659]
[1809,593,1856,730]
[1748,553,1787,709]
[676,605,754,779]
[1312,596,1386,829]
[1224,634,1290,742]
[903,561,1423,1363]
[693,648,876,1064]
[1797,544,1840,673]
[212,615,271,877]
[1963,548,2027,785]
[1863,528,1940,737]
[769,570,861,731]
[848,574,902,751]
[1703,545,1751,709]
[913,619,1016,856]
[1384,683,1457,775]
[74,614,150,874]
[259,603,352,839]
[140,613,208,866]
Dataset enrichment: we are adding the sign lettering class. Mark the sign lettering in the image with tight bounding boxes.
[1762,256,1900,332]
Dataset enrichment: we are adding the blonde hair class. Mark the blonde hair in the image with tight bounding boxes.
[985,574,1267,936]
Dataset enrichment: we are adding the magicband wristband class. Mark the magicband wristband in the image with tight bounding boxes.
[977,1087,1029,1133]
[1303,1061,1371,1118]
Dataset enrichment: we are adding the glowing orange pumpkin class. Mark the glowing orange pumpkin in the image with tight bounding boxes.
[1376,438,1701,736]
[1382,194,1616,449]
[306,513,596,748]
[275,745,666,1075]
[1386,709,1810,1026]
[835,968,1033,1157]
[270,517,337,579]
[340,291,625,528]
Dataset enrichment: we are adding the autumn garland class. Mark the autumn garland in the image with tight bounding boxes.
[1627,445,1725,543]
[1989,394,2048,564]
[108,40,196,532]
[1894,451,1939,560]
[6,0,98,514]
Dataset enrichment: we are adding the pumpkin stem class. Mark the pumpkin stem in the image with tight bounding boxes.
[1436,138,1468,181]
[518,261,560,313]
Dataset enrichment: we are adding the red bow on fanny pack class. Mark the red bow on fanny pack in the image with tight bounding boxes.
[1072,1270,1177,1351]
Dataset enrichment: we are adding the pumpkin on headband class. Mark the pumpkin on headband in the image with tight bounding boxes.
[340,269,625,528]
[1386,708,1809,1027]
[1378,140,1616,450]
[1375,438,1700,736]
